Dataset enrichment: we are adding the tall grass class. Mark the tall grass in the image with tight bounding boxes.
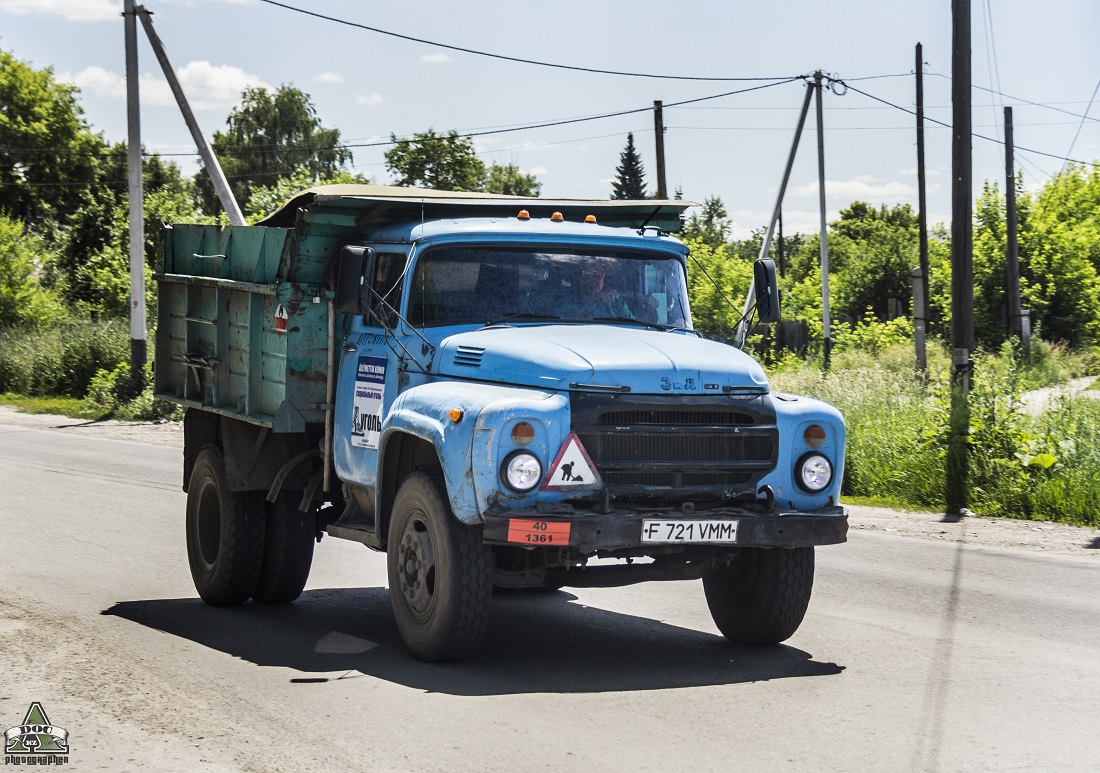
[0,317,180,420]
[772,342,1100,526]
[0,319,129,397]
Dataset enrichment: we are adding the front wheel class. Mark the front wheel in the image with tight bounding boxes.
[702,547,815,644]
[185,446,265,605]
[387,473,492,662]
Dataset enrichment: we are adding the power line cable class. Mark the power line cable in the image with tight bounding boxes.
[927,71,1100,124]
[836,79,1099,169]
[256,0,799,82]
[1,78,802,161]
[1062,76,1100,174]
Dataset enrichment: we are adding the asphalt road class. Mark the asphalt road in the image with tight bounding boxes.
[1,422,1098,772]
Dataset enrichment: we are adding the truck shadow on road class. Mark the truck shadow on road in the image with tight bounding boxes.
[103,587,843,695]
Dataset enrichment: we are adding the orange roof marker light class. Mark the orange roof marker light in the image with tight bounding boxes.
[550,212,564,222]
[517,210,531,220]
[584,214,597,224]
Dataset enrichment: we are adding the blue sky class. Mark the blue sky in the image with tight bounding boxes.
[2,0,1098,236]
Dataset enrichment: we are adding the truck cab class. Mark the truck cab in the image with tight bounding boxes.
[155,185,846,662]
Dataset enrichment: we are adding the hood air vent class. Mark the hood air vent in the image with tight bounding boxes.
[453,345,485,368]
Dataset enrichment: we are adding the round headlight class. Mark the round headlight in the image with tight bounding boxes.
[797,453,833,493]
[503,451,542,492]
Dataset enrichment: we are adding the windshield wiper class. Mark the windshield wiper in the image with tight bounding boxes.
[483,312,562,326]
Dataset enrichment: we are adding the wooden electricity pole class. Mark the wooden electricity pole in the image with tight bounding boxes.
[653,100,667,199]
[947,0,974,517]
[915,42,930,372]
[814,71,832,371]
[1004,106,1024,348]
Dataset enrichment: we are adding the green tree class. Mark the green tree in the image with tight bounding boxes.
[0,215,67,327]
[198,86,351,215]
[683,236,753,339]
[611,132,646,200]
[682,195,731,249]
[245,164,371,221]
[485,162,540,197]
[57,143,200,315]
[385,129,486,191]
[0,48,102,222]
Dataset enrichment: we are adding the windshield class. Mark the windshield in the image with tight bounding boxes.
[407,245,692,328]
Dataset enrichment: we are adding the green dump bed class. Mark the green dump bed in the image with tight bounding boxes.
[154,223,335,432]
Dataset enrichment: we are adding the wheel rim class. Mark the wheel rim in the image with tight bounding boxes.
[397,511,437,622]
[195,478,222,570]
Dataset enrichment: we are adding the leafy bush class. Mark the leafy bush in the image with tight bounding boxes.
[833,309,914,356]
[86,360,181,421]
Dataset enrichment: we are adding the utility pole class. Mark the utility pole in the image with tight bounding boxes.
[124,0,146,375]
[915,42,930,373]
[1004,105,1025,350]
[814,71,832,371]
[653,100,667,199]
[947,0,974,518]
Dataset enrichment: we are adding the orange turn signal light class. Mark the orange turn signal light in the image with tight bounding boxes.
[550,212,564,222]
[449,409,464,423]
[804,425,826,448]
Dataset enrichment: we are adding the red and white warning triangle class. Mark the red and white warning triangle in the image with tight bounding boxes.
[541,432,602,490]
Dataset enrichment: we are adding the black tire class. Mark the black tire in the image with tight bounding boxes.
[252,492,316,604]
[387,473,492,662]
[702,547,815,645]
[185,446,265,605]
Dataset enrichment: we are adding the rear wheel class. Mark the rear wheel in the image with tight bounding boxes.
[702,547,815,644]
[252,492,315,603]
[387,473,491,662]
[186,446,265,605]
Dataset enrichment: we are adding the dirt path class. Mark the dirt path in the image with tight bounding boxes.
[1020,375,1099,415]
[2,405,1097,558]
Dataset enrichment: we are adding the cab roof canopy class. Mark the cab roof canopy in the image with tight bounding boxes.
[256,184,696,233]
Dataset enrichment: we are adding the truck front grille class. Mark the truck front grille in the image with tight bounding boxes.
[570,393,777,503]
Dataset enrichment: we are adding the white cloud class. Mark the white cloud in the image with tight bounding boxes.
[899,166,944,177]
[0,0,118,22]
[527,166,549,176]
[62,62,271,111]
[356,92,384,108]
[312,71,344,84]
[420,53,452,64]
[790,174,916,199]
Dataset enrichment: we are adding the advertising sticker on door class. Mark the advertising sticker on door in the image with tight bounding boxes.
[351,355,386,449]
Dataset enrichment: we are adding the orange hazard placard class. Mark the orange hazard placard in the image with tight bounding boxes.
[506,519,572,545]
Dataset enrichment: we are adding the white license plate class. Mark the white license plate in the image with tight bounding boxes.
[641,519,738,544]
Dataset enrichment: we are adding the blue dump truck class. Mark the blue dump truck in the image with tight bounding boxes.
[155,185,847,661]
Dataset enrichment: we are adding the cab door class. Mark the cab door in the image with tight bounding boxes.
[333,248,409,490]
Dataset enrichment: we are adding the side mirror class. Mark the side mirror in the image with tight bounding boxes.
[334,246,376,315]
[753,258,781,324]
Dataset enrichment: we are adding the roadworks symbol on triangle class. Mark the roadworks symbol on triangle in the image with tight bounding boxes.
[541,432,602,490]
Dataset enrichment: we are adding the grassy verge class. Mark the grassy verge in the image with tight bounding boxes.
[0,393,110,420]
